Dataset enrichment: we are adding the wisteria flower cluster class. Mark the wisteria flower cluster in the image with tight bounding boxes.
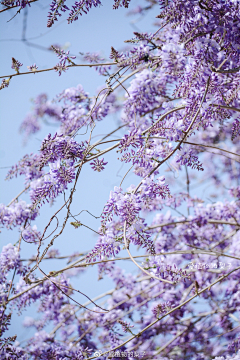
[1,0,240,359]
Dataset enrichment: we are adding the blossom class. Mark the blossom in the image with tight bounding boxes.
[27,63,38,73]
[1,1,240,359]
[0,78,10,90]
[90,157,108,172]
[11,57,23,73]
[0,243,20,273]
[19,94,61,142]
[67,0,102,23]
[0,200,38,228]
[31,158,76,205]
[54,62,68,76]
[47,0,69,27]
[51,46,76,66]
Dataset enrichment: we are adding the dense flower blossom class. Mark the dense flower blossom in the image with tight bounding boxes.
[56,84,88,104]
[32,158,76,205]
[124,69,169,118]
[39,132,87,167]
[1,0,240,359]
[21,224,41,243]
[0,243,21,273]
[0,200,38,228]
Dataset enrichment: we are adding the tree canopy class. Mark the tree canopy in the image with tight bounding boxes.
[0,0,240,359]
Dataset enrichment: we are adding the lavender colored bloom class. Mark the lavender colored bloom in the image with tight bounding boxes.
[228,337,240,353]
[27,63,38,73]
[152,301,174,318]
[83,52,110,75]
[21,224,41,243]
[54,62,68,76]
[51,45,76,66]
[232,118,240,140]
[118,319,134,333]
[1,1,240,359]
[0,342,28,360]
[32,158,75,206]
[0,200,38,229]
[39,132,87,168]
[47,0,69,27]
[1,0,30,8]
[176,147,204,171]
[113,0,130,9]
[0,243,20,273]
[0,78,10,90]
[6,153,43,183]
[56,84,88,104]
[11,57,23,73]
[67,0,102,23]
[230,186,240,199]
[123,68,169,120]
[109,46,122,62]
[20,94,61,142]
[90,157,108,172]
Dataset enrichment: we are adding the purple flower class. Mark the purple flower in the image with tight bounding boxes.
[27,63,38,73]
[6,153,43,183]
[67,0,102,23]
[1,0,30,8]
[232,119,240,140]
[21,225,41,243]
[51,46,76,67]
[19,94,61,142]
[47,0,69,27]
[0,200,38,229]
[31,158,76,206]
[152,301,175,318]
[11,57,23,73]
[90,157,108,172]
[54,62,68,76]
[118,319,134,333]
[0,243,20,273]
[0,78,10,90]
[113,0,130,9]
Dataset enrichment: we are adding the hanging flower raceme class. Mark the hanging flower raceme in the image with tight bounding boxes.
[32,158,76,206]
[0,200,38,229]
[39,133,87,168]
